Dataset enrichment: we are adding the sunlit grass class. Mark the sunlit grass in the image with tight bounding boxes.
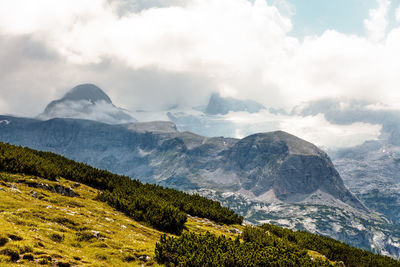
[0,172,247,266]
[0,172,163,266]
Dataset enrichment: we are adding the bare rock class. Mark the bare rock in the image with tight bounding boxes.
[229,228,242,234]
[138,255,151,262]
[91,231,100,238]
[54,185,79,197]
[9,184,21,193]
[26,182,79,197]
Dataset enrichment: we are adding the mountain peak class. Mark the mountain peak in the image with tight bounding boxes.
[204,93,265,115]
[61,83,112,104]
[39,84,136,124]
[250,131,321,156]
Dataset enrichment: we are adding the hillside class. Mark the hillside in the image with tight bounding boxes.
[0,143,399,266]
[0,172,244,266]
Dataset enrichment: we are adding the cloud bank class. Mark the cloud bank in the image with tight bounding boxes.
[364,0,391,42]
[0,0,399,146]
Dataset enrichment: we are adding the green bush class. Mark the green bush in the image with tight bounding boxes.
[155,231,332,267]
[155,226,400,267]
[50,233,64,243]
[0,235,8,247]
[76,231,96,242]
[1,247,20,262]
[7,234,22,241]
[258,224,400,267]
[22,253,34,261]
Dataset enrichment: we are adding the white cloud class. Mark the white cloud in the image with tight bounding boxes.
[0,0,293,70]
[396,5,400,22]
[224,111,382,148]
[364,0,391,42]
[279,115,382,149]
[38,99,135,124]
[269,0,296,17]
[0,0,400,122]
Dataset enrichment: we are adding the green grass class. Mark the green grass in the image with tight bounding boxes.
[0,172,245,266]
[0,172,163,266]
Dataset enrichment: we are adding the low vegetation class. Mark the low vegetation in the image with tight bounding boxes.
[0,172,242,266]
[0,142,242,234]
[156,225,400,266]
[155,231,333,266]
[0,173,161,266]
[0,141,399,266]
[258,224,400,267]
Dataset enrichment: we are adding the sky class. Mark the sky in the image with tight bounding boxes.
[1,0,400,147]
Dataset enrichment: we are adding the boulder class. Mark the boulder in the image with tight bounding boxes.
[138,255,151,262]
[229,228,241,234]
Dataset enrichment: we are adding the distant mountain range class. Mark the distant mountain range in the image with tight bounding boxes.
[1,83,399,258]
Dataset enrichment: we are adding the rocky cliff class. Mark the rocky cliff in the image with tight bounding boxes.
[1,115,399,257]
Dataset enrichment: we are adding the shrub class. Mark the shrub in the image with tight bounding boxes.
[0,235,8,247]
[38,255,52,265]
[8,234,22,241]
[1,247,20,262]
[22,253,34,261]
[155,231,328,267]
[76,231,96,242]
[50,233,64,243]
[57,262,71,267]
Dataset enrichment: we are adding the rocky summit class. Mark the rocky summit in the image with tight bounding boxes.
[204,93,266,115]
[39,84,136,124]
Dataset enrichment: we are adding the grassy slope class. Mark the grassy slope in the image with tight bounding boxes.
[0,172,243,266]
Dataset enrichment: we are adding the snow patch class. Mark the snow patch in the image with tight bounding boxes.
[255,189,280,203]
[301,217,317,233]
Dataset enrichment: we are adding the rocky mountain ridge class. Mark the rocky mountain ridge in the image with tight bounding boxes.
[1,115,398,257]
[0,115,362,209]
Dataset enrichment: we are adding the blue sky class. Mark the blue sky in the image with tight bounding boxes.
[284,0,400,37]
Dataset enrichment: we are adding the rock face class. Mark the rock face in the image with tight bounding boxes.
[204,93,265,115]
[0,115,362,210]
[48,83,112,105]
[39,84,136,124]
[332,140,400,224]
[222,132,365,210]
[2,115,399,257]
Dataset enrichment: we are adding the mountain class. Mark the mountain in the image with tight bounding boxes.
[204,93,266,115]
[0,142,241,266]
[0,115,361,209]
[39,83,136,124]
[1,115,399,257]
[332,140,400,224]
[1,142,398,266]
[161,93,268,137]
